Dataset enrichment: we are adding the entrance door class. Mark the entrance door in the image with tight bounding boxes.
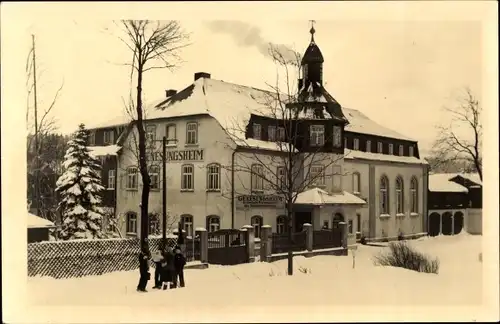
[332,213,344,246]
[294,212,312,232]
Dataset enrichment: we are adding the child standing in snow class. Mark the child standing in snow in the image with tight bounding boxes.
[152,250,164,289]
[161,247,175,290]
[172,246,186,288]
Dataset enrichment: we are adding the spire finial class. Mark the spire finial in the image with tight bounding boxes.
[309,20,316,42]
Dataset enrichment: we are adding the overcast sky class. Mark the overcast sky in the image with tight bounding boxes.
[3,2,492,153]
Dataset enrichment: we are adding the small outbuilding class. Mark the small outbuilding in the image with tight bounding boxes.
[27,212,56,243]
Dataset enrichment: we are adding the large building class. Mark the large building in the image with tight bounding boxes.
[88,26,429,242]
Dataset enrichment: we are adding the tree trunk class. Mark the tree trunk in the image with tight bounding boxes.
[287,198,293,276]
[136,64,151,246]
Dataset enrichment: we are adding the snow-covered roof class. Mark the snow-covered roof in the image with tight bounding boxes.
[86,114,130,130]
[295,187,366,205]
[344,149,428,165]
[451,173,482,186]
[428,174,469,193]
[88,145,122,157]
[342,108,416,141]
[28,213,55,228]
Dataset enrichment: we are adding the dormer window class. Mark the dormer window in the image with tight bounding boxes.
[88,131,95,146]
[398,145,404,156]
[366,140,371,153]
[377,142,383,153]
[388,143,394,155]
[268,125,276,142]
[310,125,325,147]
[277,127,285,141]
[332,125,342,147]
[353,138,359,150]
[253,123,262,140]
[409,146,414,157]
[103,130,114,145]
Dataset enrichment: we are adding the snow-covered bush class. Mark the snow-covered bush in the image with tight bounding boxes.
[373,241,440,274]
[55,124,106,240]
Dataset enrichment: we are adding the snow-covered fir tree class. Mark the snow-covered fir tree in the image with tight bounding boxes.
[55,124,106,240]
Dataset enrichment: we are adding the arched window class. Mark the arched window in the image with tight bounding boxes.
[380,175,389,214]
[251,215,263,238]
[410,177,418,213]
[126,212,137,234]
[180,214,193,237]
[352,172,361,194]
[396,176,404,214]
[206,215,220,233]
[206,163,221,191]
[276,215,287,234]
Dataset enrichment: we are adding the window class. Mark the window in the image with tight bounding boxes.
[380,175,389,214]
[103,130,114,145]
[348,220,353,234]
[148,213,160,235]
[108,170,115,190]
[409,146,414,157]
[352,172,360,194]
[322,220,329,229]
[166,124,177,145]
[277,166,286,191]
[276,215,287,234]
[206,163,221,191]
[253,123,261,140]
[410,177,418,213]
[366,140,371,152]
[127,167,138,189]
[181,164,194,190]
[398,145,404,156]
[332,165,342,192]
[88,131,95,145]
[332,125,342,147]
[377,142,383,153]
[206,215,220,233]
[146,125,156,144]
[277,127,285,141]
[186,122,198,145]
[353,138,359,150]
[388,144,394,155]
[309,165,325,186]
[181,215,193,237]
[251,215,263,238]
[310,125,325,146]
[396,176,404,214]
[126,212,137,234]
[251,164,264,192]
[150,166,160,190]
[356,213,361,233]
[268,125,276,142]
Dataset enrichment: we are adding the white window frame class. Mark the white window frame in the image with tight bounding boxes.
[332,125,342,147]
[253,123,262,140]
[251,215,263,238]
[352,172,360,194]
[150,166,160,190]
[206,163,221,191]
[396,176,404,214]
[380,176,389,215]
[388,143,394,155]
[181,215,193,237]
[126,213,137,234]
[251,164,264,192]
[277,127,285,141]
[409,146,414,157]
[353,138,360,150]
[165,124,177,146]
[108,169,115,190]
[377,142,383,153]
[146,125,157,144]
[276,215,287,234]
[181,164,194,190]
[186,122,198,145]
[332,165,342,192]
[277,166,286,191]
[309,164,325,187]
[88,131,95,145]
[310,125,325,147]
[207,216,220,233]
[410,177,418,214]
[268,125,276,142]
[366,140,371,152]
[103,130,114,145]
[126,167,138,190]
[398,144,404,156]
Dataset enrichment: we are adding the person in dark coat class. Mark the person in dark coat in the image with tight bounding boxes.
[151,249,164,289]
[172,245,186,288]
[137,242,151,292]
[161,247,175,290]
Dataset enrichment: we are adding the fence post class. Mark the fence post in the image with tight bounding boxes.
[242,225,255,262]
[339,221,348,256]
[303,223,313,252]
[198,228,208,263]
[260,225,272,262]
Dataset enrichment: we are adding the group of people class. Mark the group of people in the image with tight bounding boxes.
[137,243,187,292]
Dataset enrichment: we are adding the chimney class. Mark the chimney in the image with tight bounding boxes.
[165,89,177,98]
[194,72,211,81]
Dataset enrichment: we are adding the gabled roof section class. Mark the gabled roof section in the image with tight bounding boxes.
[429,173,469,193]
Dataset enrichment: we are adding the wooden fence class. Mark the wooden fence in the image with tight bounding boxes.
[312,230,342,250]
[271,231,307,254]
[207,229,249,265]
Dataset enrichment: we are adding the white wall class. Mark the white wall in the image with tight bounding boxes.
[466,208,482,234]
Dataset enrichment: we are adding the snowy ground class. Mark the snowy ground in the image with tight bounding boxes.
[26,233,485,322]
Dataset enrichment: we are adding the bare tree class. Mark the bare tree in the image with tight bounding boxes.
[224,45,347,275]
[434,88,482,180]
[115,20,190,245]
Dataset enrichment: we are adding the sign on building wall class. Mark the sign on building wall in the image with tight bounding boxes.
[152,149,204,162]
[235,194,285,209]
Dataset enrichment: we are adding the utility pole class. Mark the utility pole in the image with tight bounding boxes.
[32,34,40,217]
[162,136,167,248]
